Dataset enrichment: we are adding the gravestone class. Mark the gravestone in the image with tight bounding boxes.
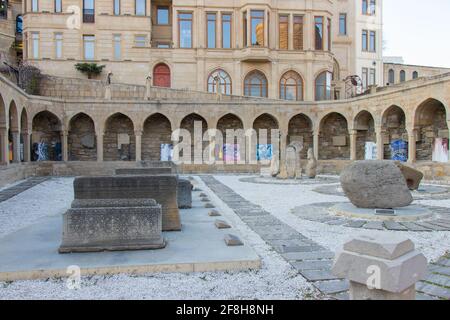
[74,175,181,231]
[305,148,317,178]
[59,179,166,253]
[285,145,298,179]
[177,179,193,209]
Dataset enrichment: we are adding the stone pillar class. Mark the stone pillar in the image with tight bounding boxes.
[332,234,427,300]
[135,130,142,162]
[0,128,8,165]
[12,131,21,163]
[350,130,357,161]
[407,128,417,164]
[313,130,320,161]
[146,76,152,100]
[23,131,31,162]
[96,132,104,162]
[61,130,68,162]
[278,129,288,179]
[246,11,251,47]
[104,85,112,100]
[288,14,294,51]
[375,128,384,160]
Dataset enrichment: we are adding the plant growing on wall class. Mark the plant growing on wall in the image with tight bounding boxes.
[74,63,105,79]
[18,63,41,95]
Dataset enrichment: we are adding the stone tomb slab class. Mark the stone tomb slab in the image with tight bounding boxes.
[0,199,260,281]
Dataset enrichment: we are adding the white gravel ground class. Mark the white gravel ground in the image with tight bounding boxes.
[214,175,450,263]
[0,177,320,300]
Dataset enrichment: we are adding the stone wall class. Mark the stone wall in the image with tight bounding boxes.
[180,114,208,162]
[319,113,350,160]
[416,106,447,161]
[103,114,136,161]
[288,114,313,159]
[142,114,172,161]
[253,114,279,145]
[383,107,407,160]
[68,113,97,161]
[31,111,62,161]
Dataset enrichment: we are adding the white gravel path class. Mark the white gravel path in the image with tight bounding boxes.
[214,175,450,263]
[0,177,320,300]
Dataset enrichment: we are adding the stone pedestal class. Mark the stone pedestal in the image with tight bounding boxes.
[332,234,427,300]
[178,178,193,209]
[74,175,181,231]
[59,198,165,253]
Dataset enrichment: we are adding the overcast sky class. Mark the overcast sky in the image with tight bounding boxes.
[383,0,450,67]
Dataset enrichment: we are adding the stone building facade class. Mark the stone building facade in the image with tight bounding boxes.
[19,0,384,101]
[0,0,22,63]
[384,63,450,86]
[1,70,449,187]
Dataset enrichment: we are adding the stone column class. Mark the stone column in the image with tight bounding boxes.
[332,234,427,300]
[146,76,152,100]
[264,9,269,47]
[278,129,288,179]
[96,131,104,162]
[407,128,417,164]
[12,131,21,163]
[313,130,320,161]
[375,128,384,160]
[246,11,251,47]
[288,14,294,50]
[135,130,142,162]
[0,128,8,165]
[23,131,31,162]
[61,130,68,162]
[350,130,357,161]
[104,85,112,100]
[447,121,450,163]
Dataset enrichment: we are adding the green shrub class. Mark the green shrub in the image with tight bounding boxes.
[75,63,105,79]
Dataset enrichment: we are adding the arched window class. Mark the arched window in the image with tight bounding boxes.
[244,70,268,97]
[280,71,303,101]
[412,71,419,79]
[16,15,23,34]
[207,69,232,95]
[388,69,395,84]
[315,71,332,101]
[153,63,171,88]
[400,70,406,82]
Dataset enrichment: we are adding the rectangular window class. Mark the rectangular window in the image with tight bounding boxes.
[83,35,95,60]
[314,16,323,50]
[31,0,38,12]
[134,35,147,47]
[135,0,145,16]
[32,32,39,58]
[339,13,346,35]
[369,0,376,15]
[243,11,247,47]
[293,15,303,50]
[113,34,121,59]
[369,31,376,52]
[178,12,192,48]
[369,68,376,86]
[207,13,216,49]
[251,10,264,46]
[83,0,95,23]
[157,6,169,24]
[279,15,288,50]
[362,0,368,14]
[222,13,231,49]
[55,33,63,58]
[113,0,120,15]
[362,67,368,89]
[362,30,368,51]
[327,18,331,51]
[54,0,62,13]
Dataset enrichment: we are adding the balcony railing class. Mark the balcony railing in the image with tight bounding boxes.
[83,9,95,23]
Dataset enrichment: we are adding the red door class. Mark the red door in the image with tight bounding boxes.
[153,64,171,88]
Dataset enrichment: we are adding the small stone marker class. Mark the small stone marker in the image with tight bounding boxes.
[205,203,215,208]
[332,233,427,300]
[201,197,210,202]
[177,178,193,209]
[200,193,207,197]
[193,187,202,192]
[208,210,221,217]
[224,234,243,246]
[215,220,231,229]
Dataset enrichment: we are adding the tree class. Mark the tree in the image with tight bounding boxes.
[74,63,105,79]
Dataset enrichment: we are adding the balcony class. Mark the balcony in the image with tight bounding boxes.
[239,47,272,63]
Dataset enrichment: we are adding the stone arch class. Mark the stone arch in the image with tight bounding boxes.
[180,113,208,163]
[31,111,63,161]
[68,113,97,161]
[8,100,19,162]
[252,113,279,145]
[354,110,376,160]
[103,113,135,161]
[381,105,407,160]
[414,98,448,161]
[279,70,304,101]
[319,112,349,160]
[216,113,245,162]
[288,114,313,159]
[244,70,268,98]
[207,68,232,95]
[142,113,173,161]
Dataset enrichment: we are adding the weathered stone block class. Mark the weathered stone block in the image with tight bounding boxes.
[59,198,165,253]
[215,220,231,229]
[208,210,221,217]
[224,234,243,246]
[73,175,181,231]
[395,162,424,190]
[340,161,413,208]
[333,136,347,147]
[178,178,193,209]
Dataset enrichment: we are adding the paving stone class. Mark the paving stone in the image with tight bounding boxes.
[314,279,349,294]
[282,251,335,261]
[224,234,243,246]
[268,239,317,247]
[383,221,408,231]
[429,265,450,276]
[423,273,450,288]
[414,222,449,231]
[435,257,450,267]
[331,292,350,300]
[400,222,433,232]
[291,260,333,271]
[425,221,450,230]
[215,220,231,229]
[363,221,384,230]
[345,220,367,228]
[325,219,349,226]
[299,269,341,281]
[415,293,439,300]
[416,282,450,299]
[208,210,221,217]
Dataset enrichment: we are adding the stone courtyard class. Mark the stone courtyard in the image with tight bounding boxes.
[0,173,448,300]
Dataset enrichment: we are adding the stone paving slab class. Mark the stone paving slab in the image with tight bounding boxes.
[0,177,49,203]
[201,176,450,300]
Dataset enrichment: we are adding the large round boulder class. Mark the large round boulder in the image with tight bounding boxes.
[340,161,413,209]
